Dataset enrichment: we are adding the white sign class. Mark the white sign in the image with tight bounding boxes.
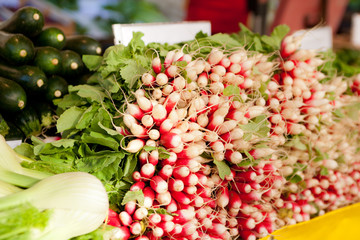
[352,13,360,47]
[293,26,333,50]
[112,21,211,46]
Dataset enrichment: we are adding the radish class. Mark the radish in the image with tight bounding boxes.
[143,187,155,208]
[160,132,182,149]
[130,222,142,235]
[130,181,145,191]
[119,211,132,226]
[172,209,196,224]
[125,201,136,215]
[140,163,155,179]
[164,92,180,113]
[165,65,178,78]
[124,138,145,153]
[170,190,191,205]
[208,48,224,65]
[156,191,172,205]
[158,165,173,179]
[150,176,168,194]
[133,207,148,220]
[152,56,162,73]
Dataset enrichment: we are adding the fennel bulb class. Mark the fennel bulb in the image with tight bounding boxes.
[0,172,109,240]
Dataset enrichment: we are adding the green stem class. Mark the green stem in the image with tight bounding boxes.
[0,168,39,188]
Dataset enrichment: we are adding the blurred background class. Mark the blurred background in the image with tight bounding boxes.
[1,0,359,48]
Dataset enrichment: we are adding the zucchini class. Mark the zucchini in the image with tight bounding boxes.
[0,31,35,65]
[45,75,68,101]
[0,76,27,112]
[33,46,62,75]
[64,35,102,56]
[33,27,66,49]
[0,62,47,94]
[60,50,84,78]
[0,113,9,137]
[7,104,41,138]
[0,6,44,37]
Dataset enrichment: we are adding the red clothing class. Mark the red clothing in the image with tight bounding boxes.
[185,0,249,34]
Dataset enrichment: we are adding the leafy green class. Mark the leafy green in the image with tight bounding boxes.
[213,160,231,179]
[240,115,270,140]
[231,24,290,54]
[82,55,103,71]
[0,203,51,240]
[0,113,9,137]
[121,190,144,206]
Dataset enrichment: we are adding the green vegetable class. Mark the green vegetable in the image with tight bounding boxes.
[6,105,42,138]
[32,100,55,129]
[0,113,9,137]
[0,172,109,240]
[0,76,27,112]
[60,50,85,79]
[45,75,68,101]
[0,62,48,94]
[0,134,50,187]
[33,46,62,75]
[0,6,44,37]
[0,31,35,65]
[64,35,102,56]
[33,27,66,49]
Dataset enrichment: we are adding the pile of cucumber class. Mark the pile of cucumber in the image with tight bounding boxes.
[0,6,102,140]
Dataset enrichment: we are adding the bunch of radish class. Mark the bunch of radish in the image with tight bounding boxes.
[105,32,360,240]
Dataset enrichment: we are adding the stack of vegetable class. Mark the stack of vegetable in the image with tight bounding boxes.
[10,24,359,240]
[0,6,102,140]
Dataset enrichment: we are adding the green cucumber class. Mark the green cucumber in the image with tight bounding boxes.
[64,35,102,56]
[0,6,44,37]
[33,27,66,49]
[0,76,27,112]
[0,31,35,65]
[33,46,62,75]
[0,62,47,93]
[45,75,68,101]
[60,50,84,78]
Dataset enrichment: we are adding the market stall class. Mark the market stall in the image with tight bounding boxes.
[1,2,360,240]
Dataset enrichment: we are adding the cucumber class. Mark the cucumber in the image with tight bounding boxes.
[60,50,84,78]
[64,35,102,56]
[0,76,27,112]
[33,46,62,75]
[0,31,35,65]
[0,62,47,94]
[0,6,44,37]
[0,113,9,137]
[45,75,68,101]
[7,104,41,138]
[33,27,66,49]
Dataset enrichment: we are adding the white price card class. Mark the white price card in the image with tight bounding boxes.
[112,21,211,46]
[293,26,333,51]
[352,13,360,47]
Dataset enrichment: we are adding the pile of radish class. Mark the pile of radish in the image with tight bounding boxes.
[97,32,360,240]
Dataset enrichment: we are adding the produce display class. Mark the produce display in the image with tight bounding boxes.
[1,5,360,240]
[0,6,102,140]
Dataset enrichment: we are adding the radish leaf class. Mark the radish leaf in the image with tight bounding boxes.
[214,160,231,179]
[121,190,144,206]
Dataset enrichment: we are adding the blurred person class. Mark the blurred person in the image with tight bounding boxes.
[184,0,250,34]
